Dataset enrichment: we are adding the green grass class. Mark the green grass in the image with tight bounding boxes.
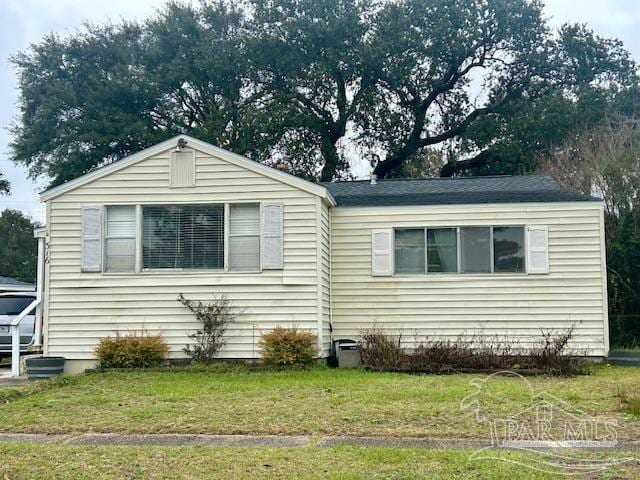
[0,443,638,479]
[0,364,638,439]
[616,386,640,420]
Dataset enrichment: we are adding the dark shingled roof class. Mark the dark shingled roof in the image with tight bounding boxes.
[320,175,599,207]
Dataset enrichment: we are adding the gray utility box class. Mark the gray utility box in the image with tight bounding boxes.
[334,339,361,368]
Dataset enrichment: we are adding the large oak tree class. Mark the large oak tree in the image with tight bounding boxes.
[9,0,639,187]
[10,2,254,187]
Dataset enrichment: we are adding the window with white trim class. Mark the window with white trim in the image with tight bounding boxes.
[142,204,224,270]
[84,202,285,273]
[105,206,136,272]
[394,226,526,275]
[426,228,458,273]
[493,226,525,273]
[394,229,425,274]
[229,204,260,271]
[460,227,491,273]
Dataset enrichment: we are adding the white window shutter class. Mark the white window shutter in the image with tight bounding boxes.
[527,225,549,274]
[371,229,393,276]
[261,203,283,269]
[81,206,103,272]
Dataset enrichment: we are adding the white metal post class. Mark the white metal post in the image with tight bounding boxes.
[8,297,40,378]
[34,235,45,347]
[11,324,20,377]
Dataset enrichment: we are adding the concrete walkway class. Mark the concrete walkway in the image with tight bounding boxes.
[0,361,28,386]
[0,433,638,451]
[0,373,29,387]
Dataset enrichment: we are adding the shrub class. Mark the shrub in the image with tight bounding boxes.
[359,327,588,376]
[178,293,239,364]
[360,329,404,369]
[260,327,317,367]
[95,332,168,369]
[528,328,587,375]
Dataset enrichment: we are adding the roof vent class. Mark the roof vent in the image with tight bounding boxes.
[370,174,377,185]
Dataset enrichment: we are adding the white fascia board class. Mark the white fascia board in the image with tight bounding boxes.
[330,200,604,211]
[40,136,184,201]
[40,135,334,204]
[185,137,335,205]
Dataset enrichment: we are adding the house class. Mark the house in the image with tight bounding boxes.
[37,136,608,373]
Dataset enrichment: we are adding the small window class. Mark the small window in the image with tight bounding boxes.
[427,228,458,273]
[493,226,525,273]
[460,227,491,273]
[229,204,260,271]
[142,205,224,270]
[105,206,136,272]
[394,229,425,274]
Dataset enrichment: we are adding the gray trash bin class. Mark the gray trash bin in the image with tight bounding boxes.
[334,339,361,368]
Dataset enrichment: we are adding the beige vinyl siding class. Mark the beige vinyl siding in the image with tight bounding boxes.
[44,147,322,360]
[318,200,332,356]
[330,202,607,356]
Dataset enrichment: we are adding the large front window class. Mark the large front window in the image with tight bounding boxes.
[142,205,224,270]
[394,226,525,275]
[85,201,278,274]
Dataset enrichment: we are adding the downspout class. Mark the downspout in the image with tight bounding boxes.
[328,200,333,354]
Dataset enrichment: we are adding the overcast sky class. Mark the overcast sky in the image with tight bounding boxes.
[1,0,639,224]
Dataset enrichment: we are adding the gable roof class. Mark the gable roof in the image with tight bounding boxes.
[40,135,335,205]
[321,175,600,207]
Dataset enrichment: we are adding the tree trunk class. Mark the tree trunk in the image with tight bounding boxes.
[373,103,427,179]
[372,145,415,179]
[319,136,342,182]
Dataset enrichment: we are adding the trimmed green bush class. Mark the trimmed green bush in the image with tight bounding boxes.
[95,332,169,369]
[260,327,317,367]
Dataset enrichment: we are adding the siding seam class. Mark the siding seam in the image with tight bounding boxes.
[599,205,610,354]
[315,197,323,356]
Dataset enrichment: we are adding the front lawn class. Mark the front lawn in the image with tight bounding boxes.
[1,443,638,480]
[0,364,639,439]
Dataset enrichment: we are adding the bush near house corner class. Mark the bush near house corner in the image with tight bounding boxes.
[260,327,317,367]
[95,332,169,369]
[359,328,588,376]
